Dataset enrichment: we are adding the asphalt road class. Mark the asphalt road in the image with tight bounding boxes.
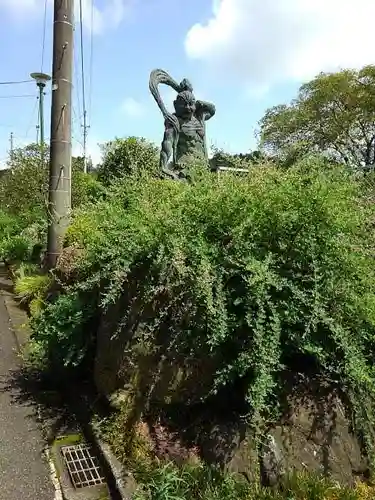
[0,293,54,500]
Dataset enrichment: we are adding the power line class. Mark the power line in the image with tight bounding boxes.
[24,97,39,138]
[73,39,83,123]
[0,94,35,99]
[0,80,33,85]
[40,0,48,72]
[88,0,94,124]
[78,0,87,114]
[78,0,89,172]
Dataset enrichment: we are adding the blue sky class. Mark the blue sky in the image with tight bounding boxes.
[0,0,374,166]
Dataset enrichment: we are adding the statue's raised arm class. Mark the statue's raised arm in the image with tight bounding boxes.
[196,100,216,121]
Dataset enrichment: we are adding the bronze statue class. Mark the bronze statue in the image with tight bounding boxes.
[149,69,216,180]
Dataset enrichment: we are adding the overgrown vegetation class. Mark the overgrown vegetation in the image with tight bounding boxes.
[3,67,375,498]
[102,402,375,500]
[28,158,375,463]
[131,464,375,500]
[97,136,159,185]
[259,65,375,170]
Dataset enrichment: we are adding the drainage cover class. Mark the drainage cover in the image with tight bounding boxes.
[61,443,106,489]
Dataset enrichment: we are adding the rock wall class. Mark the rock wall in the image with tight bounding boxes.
[94,294,370,485]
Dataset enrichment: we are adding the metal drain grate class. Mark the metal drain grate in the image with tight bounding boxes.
[61,443,106,489]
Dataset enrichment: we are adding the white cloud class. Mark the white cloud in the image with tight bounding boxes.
[185,0,375,90]
[78,0,131,35]
[0,0,39,16]
[0,0,130,34]
[121,97,145,118]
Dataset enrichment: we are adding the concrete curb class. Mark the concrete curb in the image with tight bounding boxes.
[94,434,134,500]
[1,270,134,500]
[45,446,64,500]
[76,410,136,500]
[0,270,30,352]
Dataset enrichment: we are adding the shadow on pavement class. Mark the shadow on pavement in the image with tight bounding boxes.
[2,366,80,442]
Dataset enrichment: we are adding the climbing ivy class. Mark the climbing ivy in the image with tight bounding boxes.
[32,158,375,457]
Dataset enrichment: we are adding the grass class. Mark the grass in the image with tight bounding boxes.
[132,463,375,500]
[101,410,375,500]
[13,270,52,319]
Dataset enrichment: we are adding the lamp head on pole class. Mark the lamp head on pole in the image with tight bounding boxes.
[30,72,51,88]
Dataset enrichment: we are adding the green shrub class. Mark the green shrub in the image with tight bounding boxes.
[30,291,97,367]
[0,209,21,237]
[33,158,375,458]
[0,209,45,266]
[0,235,31,264]
[97,136,159,185]
[14,273,52,314]
[12,262,40,281]
[72,171,106,208]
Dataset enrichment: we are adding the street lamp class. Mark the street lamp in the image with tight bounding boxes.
[30,72,51,149]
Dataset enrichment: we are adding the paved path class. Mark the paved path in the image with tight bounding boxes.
[0,287,54,500]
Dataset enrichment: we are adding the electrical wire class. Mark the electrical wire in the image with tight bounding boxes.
[88,0,94,126]
[73,40,83,131]
[78,0,87,121]
[24,97,39,138]
[0,94,35,99]
[0,80,33,85]
[40,0,48,72]
[72,106,83,153]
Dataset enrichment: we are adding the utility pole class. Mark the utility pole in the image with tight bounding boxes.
[30,72,51,148]
[9,132,14,162]
[46,0,74,269]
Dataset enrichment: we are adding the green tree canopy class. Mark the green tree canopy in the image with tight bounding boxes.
[210,148,269,171]
[259,65,375,170]
[0,144,48,222]
[0,144,100,223]
[97,136,159,185]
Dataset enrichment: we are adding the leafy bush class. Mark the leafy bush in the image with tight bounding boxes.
[0,144,100,225]
[72,171,106,208]
[0,235,31,264]
[33,158,375,457]
[0,209,21,238]
[97,136,159,185]
[14,273,52,318]
[30,291,97,368]
[12,262,40,281]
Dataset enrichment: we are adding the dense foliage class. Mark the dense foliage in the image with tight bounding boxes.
[0,144,103,265]
[210,148,267,171]
[31,158,375,458]
[130,463,374,500]
[4,66,375,495]
[97,136,159,185]
[259,65,375,170]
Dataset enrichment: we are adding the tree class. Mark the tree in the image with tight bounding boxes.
[0,144,99,223]
[97,136,159,185]
[210,148,270,171]
[0,144,48,222]
[259,65,375,170]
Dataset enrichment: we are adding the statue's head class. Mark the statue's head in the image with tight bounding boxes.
[174,90,196,119]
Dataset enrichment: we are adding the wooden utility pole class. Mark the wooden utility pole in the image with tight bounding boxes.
[46,0,74,269]
[9,132,14,161]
